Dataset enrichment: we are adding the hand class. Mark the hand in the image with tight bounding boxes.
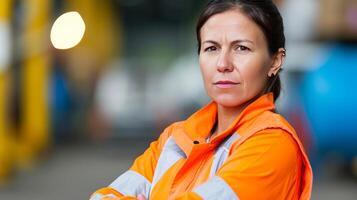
[137,194,147,200]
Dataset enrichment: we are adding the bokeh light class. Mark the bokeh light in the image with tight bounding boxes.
[50,11,85,49]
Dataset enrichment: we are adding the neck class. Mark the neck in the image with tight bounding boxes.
[214,105,244,135]
[212,97,258,137]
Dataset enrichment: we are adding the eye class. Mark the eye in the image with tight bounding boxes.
[204,46,217,52]
[235,45,250,51]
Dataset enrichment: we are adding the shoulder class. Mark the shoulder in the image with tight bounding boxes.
[241,128,299,153]
[233,110,298,149]
[255,110,296,133]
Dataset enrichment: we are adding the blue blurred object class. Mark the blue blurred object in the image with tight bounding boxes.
[301,44,357,159]
[51,67,72,142]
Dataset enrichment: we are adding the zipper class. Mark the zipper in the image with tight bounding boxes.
[183,150,210,192]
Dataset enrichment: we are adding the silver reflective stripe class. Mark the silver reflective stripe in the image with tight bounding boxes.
[209,133,240,177]
[193,176,239,200]
[89,193,116,200]
[150,136,186,193]
[109,170,151,198]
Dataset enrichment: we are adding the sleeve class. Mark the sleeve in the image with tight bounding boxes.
[175,129,302,200]
[89,124,175,200]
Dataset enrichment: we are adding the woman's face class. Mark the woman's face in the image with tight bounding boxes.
[199,9,279,108]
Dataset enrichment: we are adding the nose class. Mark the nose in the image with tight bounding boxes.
[217,50,233,73]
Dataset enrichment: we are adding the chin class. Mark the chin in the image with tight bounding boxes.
[212,94,246,108]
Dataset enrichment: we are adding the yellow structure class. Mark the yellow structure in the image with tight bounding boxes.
[17,0,52,168]
[0,0,13,184]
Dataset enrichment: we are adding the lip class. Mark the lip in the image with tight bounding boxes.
[213,80,239,88]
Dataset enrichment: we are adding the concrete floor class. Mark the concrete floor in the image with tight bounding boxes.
[0,139,356,200]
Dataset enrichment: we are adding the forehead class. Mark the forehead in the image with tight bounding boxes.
[200,9,266,44]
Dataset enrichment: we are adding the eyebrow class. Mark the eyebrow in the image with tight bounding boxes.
[202,39,254,45]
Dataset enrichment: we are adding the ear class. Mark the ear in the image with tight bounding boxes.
[268,48,285,77]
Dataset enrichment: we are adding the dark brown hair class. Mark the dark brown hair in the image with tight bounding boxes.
[196,0,285,101]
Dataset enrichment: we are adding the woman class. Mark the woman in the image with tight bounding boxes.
[90,0,313,199]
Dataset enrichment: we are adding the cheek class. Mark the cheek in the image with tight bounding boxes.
[199,57,216,97]
[241,65,265,81]
[200,68,212,93]
[238,57,269,89]
[199,56,213,83]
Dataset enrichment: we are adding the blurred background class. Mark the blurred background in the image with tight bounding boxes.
[0,0,356,199]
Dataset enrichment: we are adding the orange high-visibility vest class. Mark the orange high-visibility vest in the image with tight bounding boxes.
[90,93,313,200]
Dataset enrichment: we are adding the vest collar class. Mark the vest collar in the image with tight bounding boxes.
[173,93,275,156]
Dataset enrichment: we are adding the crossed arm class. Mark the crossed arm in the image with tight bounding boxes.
[90,129,301,200]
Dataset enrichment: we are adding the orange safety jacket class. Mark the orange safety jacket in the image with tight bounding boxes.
[90,93,313,200]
